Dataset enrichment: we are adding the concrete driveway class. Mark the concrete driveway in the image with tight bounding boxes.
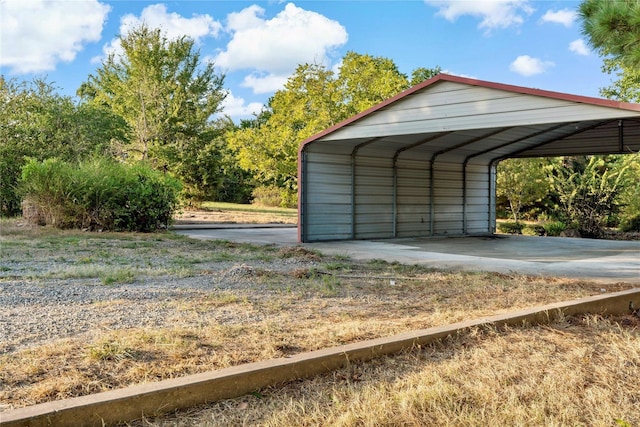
[174,225,640,284]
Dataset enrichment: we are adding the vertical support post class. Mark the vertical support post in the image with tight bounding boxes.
[351,152,356,240]
[429,156,435,236]
[619,120,624,152]
[489,160,498,234]
[300,149,307,243]
[462,160,468,235]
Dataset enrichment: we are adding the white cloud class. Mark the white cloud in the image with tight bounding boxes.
[569,39,590,56]
[540,9,576,27]
[509,55,554,76]
[214,3,348,93]
[241,73,290,95]
[425,0,534,32]
[220,92,265,119]
[0,0,110,74]
[96,4,221,63]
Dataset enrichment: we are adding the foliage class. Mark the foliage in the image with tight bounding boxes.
[579,0,640,68]
[337,51,410,117]
[617,153,640,231]
[79,24,226,201]
[410,66,443,86]
[497,221,524,234]
[19,158,181,232]
[600,58,640,103]
[496,158,550,223]
[542,221,568,237]
[251,185,297,208]
[0,77,126,216]
[548,156,633,238]
[228,51,441,197]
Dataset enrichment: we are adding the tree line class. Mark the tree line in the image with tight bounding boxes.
[1,0,639,235]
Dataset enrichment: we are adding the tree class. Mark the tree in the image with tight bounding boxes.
[79,25,226,168]
[228,52,442,204]
[336,52,410,117]
[579,0,640,68]
[0,77,126,216]
[228,62,340,198]
[549,155,633,237]
[410,66,443,86]
[496,158,550,223]
[599,58,640,103]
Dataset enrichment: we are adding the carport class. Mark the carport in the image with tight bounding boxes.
[298,74,640,242]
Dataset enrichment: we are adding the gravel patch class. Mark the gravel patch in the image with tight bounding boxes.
[0,252,319,354]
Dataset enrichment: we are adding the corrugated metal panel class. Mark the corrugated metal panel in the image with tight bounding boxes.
[395,157,430,237]
[320,84,640,142]
[353,155,394,239]
[302,150,352,241]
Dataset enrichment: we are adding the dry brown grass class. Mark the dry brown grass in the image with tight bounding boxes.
[1,216,637,425]
[131,314,640,427]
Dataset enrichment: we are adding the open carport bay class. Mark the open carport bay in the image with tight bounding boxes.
[174,226,640,284]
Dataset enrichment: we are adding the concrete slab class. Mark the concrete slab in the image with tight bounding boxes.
[174,227,640,284]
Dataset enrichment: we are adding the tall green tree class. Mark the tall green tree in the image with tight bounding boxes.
[79,25,226,166]
[337,52,410,117]
[0,77,126,216]
[228,52,441,202]
[579,0,640,68]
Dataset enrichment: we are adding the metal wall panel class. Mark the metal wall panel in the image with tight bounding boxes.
[396,157,431,237]
[302,151,353,241]
[353,155,394,239]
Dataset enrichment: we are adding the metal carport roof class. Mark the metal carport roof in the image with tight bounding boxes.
[297,74,640,242]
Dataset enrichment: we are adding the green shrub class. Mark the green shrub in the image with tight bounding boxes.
[251,185,297,208]
[543,221,567,236]
[497,221,524,234]
[620,214,640,232]
[19,158,181,232]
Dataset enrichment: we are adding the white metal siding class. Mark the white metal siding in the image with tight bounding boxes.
[396,158,430,237]
[321,82,640,142]
[353,155,394,239]
[302,150,352,241]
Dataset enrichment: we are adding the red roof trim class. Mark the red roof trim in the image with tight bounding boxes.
[298,73,640,154]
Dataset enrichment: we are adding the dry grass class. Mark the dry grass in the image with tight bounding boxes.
[132,314,640,427]
[174,202,297,225]
[0,217,637,425]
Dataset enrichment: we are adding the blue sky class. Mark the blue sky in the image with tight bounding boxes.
[1,0,615,121]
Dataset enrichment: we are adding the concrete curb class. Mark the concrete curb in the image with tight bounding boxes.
[2,288,638,427]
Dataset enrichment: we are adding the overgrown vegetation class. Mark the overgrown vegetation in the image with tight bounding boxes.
[2,1,640,231]
[497,154,640,237]
[19,158,181,232]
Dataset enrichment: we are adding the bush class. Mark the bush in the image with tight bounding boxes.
[19,158,181,232]
[251,185,297,208]
[497,221,524,234]
[543,221,567,236]
[620,214,640,232]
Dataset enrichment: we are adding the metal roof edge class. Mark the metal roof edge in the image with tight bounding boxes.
[298,73,640,154]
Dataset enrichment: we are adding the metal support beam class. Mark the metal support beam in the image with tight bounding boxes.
[619,120,624,153]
